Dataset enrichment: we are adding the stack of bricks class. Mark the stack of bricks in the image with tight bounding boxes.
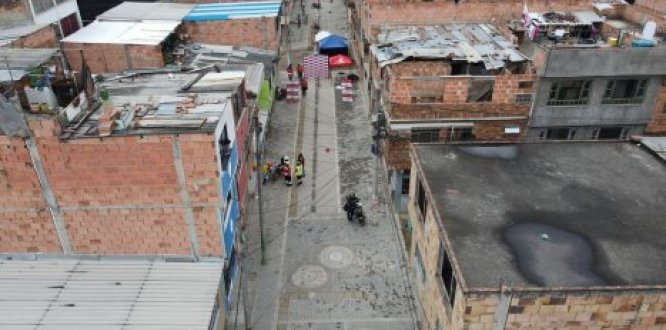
[182,18,279,52]
[98,101,119,136]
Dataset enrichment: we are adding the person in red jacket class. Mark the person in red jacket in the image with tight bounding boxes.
[296,63,304,80]
[300,78,308,95]
[287,64,294,81]
[280,157,292,186]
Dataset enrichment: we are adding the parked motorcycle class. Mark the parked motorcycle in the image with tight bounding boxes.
[275,86,287,101]
[343,193,366,226]
[262,162,281,184]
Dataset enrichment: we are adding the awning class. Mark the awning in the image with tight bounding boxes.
[329,54,353,68]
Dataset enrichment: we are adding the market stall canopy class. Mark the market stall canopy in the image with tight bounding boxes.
[329,54,353,68]
[318,35,349,55]
[315,31,332,42]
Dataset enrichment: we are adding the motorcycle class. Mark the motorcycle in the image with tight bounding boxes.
[262,162,281,184]
[343,193,366,226]
[275,86,287,101]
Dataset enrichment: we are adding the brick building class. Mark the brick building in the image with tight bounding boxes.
[348,0,591,75]
[181,1,282,52]
[61,20,181,73]
[0,0,81,48]
[0,66,266,308]
[408,142,666,329]
[368,23,536,210]
[515,7,666,140]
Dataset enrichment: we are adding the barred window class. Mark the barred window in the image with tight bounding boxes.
[547,80,591,106]
[411,128,440,143]
[602,79,648,104]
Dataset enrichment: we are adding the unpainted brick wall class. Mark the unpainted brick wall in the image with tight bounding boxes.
[0,135,61,253]
[0,117,224,256]
[183,18,279,51]
[0,0,31,27]
[9,25,58,48]
[620,3,666,34]
[63,43,164,74]
[645,84,666,134]
[408,163,666,329]
[635,0,666,14]
[360,0,592,41]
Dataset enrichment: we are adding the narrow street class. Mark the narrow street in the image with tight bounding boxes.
[232,0,419,328]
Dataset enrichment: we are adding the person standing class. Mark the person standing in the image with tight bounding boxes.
[300,78,308,95]
[297,153,305,177]
[287,64,294,81]
[280,158,292,186]
[296,63,304,80]
[295,161,304,185]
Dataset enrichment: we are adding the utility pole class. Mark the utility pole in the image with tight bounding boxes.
[254,112,267,265]
[239,230,252,330]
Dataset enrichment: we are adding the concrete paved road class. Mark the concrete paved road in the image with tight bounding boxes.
[231,0,419,328]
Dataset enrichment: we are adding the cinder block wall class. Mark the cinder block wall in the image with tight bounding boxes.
[407,160,666,329]
[63,43,165,73]
[0,117,223,257]
[9,25,58,48]
[183,18,279,51]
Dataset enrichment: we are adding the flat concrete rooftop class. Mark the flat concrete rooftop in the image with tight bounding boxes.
[413,142,666,289]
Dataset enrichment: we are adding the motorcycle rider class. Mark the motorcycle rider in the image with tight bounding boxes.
[344,193,360,220]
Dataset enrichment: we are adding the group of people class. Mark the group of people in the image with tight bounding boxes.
[286,64,308,95]
[263,153,305,186]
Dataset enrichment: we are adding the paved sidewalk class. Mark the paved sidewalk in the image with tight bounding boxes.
[230,0,418,328]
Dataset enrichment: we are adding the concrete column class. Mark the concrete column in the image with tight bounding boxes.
[491,288,513,330]
[172,136,201,260]
[25,138,72,254]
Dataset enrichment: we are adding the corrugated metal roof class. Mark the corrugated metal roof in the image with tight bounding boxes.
[0,259,223,330]
[641,137,666,161]
[370,23,528,70]
[61,20,180,46]
[184,1,281,21]
[98,2,195,21]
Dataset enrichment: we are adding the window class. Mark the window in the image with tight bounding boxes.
[515,94,533,104]
[467,79,494,102]
[411,128,440,143]
[597,127,625,140]
[415,246,426,284]
[445,127,474,141]
[401,170,411,195]
[518,81,534,89]
[546,128,570,140]
[416,179,428,223]
[31,0,55,14]
[439,243,457,306]
[547,80,591,106]
[219,125,231,170]
[602,79,648,104]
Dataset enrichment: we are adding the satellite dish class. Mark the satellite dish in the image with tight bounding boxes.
[642,21,656,40]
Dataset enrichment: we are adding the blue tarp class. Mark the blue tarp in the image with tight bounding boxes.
[318,35,349,55]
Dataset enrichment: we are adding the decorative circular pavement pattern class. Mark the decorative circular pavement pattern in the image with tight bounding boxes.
[319,246,355,269]
[291,265,328,289]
